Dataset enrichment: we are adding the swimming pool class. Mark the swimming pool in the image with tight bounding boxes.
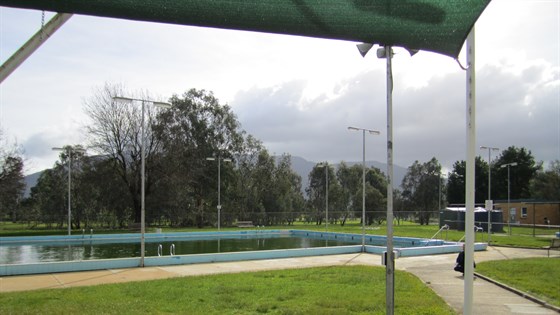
[0,230,487,276]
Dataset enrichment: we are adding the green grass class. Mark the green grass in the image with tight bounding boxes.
[0,266,455,315]
[476,258,560,307]
[2,220,555,248]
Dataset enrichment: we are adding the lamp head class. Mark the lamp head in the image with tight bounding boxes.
[356,43,374,58]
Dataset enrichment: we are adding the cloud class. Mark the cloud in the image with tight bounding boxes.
[233,52,559,172]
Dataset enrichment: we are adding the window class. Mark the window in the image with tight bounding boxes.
[521,207,528,218]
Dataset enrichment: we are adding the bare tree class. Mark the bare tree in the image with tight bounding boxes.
[83,83,166,223]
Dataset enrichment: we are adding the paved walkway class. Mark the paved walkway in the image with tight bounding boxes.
[1,246,558,314]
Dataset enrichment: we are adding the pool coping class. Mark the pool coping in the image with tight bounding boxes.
[0,230,487,276]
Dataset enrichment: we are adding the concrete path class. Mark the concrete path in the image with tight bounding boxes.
[1,246,558,314]
[397,247,559,314]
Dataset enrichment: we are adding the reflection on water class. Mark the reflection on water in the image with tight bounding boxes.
[0,236,353,265]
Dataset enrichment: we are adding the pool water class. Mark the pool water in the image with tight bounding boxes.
[0,233,354,264]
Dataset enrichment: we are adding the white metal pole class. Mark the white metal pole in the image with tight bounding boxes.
[362,129,366,248]
[507,165,511,235]
[68,149,72,236]
[140,101,146,267]
[487,149,492,242]
[325,165,328,231]
[385,45,395,315]
[464,28,476,315]
[218,157,221,231]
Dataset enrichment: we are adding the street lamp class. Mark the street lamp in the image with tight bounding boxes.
[113,96,171,267]
[357,42,414,314]
[500,162,517,235]
[348,126,380,249]
[52,146,86,236]
[206,156,232,230]
[317,163,330,231]
[480,146,499,242]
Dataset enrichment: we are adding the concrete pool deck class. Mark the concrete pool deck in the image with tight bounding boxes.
[1,246,558,314]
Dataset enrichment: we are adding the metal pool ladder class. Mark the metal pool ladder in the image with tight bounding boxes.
[158,244,175,256]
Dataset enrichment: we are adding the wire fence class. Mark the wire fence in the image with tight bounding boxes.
[4,210,559,238]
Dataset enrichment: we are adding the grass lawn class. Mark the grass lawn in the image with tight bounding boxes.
[0,266,455,315]
[476,257,560,307]
[2,220,555,248]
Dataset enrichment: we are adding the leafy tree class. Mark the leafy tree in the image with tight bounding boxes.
[153,89,244,227]
[336,162,361,226]
[401,157,441,225]
[78,156,133,228]
[306,163,338,225]
[492,146,540,200]
[364,167,388,224]
[0,130,25,221]
[530,160,560,201]
[28,168,66,228]
[447,156,488,204]
[50,145,88,229]
[270,154,305,225]
[0,156,25,221]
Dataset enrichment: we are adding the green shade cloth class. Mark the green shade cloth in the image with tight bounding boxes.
[0,0,491,59]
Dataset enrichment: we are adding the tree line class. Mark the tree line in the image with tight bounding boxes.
[1,84,558,229]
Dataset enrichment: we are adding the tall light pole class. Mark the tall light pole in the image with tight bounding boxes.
[500,162,517,235]
[480,145,499,242]
[356,43,411,314]
[348,126,380,249]
[52,146,86,236]
[206,156,232,230]
[113,96,171,267]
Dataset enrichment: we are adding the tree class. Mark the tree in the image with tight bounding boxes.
[306,163,338,225]
[0,129,25,222]
[0,156,25,221]
[447,156,488,205]
[492,146,540,200]
[153,89,245,227]
[530,160,560,201]
[28,168,66,228]
[84,83,167,224]
[401,157,441,225]
[269,154,305,225]
[364,167,388,224]
[336,162,361,226]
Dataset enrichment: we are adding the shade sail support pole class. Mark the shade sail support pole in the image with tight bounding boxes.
[0,13,73,83]
[385,45,395,315]
[464,28,476,315]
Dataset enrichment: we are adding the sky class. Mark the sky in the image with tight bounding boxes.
[0,0,559,176]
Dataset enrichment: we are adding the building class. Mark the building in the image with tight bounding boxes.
[494,200,560,226]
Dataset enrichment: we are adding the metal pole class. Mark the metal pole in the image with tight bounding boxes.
[348,126,379,249]
[507,165,511,235]
[488,149,492,242]
[218,157,221,231]
[385,45,395,315]
[140,101,146,267]
[464,28,476,315]
[362,129,366,248]
[68,149,72,236]
[0,13,73,83]
[325,165,328,231]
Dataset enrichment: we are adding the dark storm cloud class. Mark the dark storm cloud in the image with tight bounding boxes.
[233,60,559,171]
